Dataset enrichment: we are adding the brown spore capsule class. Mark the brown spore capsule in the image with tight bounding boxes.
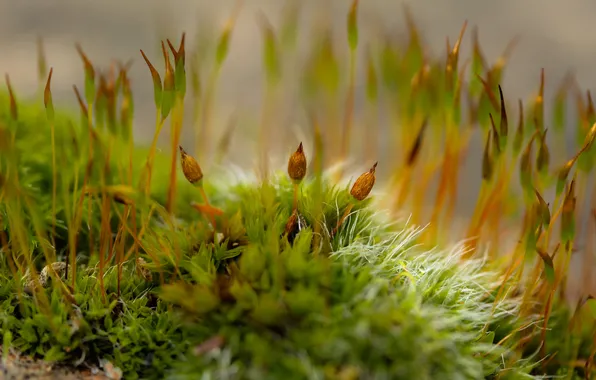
[350,162,377,201]
[179,145,203,184]
[287,142,307,182]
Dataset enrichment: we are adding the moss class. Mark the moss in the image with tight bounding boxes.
[0,7,595,379]
[0,94,581,378]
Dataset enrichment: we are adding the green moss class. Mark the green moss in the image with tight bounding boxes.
[0,40,592,380]
[3,160,530,379]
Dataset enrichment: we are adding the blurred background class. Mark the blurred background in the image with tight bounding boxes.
[2,0,596,145]
[1,0,595,298]
[1,1,595,170]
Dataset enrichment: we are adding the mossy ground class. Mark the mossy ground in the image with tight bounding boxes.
[0,94,590,379]
[1,3,596,379]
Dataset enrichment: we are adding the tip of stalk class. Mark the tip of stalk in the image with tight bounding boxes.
[297,142,303,152]
[5,74,17,120]
[539,67,545,96]
[371,162,378,173]
[256,9,272,30]
[44,68,54,108]
[75,43,95,75]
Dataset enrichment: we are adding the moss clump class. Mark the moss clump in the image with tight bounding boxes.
[1,5,596,379]
[0,165,521,379]
[0,94,581,378]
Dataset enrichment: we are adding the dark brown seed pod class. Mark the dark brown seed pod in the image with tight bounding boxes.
[406,118,427,167]
[113,192,133,206]
[350,162,377,201]
[284,209,307,243]
[285,209,298,236]
[482,130,493,181]
[179,146,203,184]
[287,142,307,182]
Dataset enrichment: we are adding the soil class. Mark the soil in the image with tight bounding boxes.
[0,349,113,380]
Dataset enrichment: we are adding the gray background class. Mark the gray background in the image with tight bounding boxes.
[2,0,595,144]
[1,0,595,299]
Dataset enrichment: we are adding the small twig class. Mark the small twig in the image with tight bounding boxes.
[293,183,299,213]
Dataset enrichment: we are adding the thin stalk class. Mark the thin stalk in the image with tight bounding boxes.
[98,136,115,303]
[58,140,74,287]
[364,93,378,162]
[411,160,441,225]
[9,197,53,323]
[190,53,203,164]
[444,132,473,231]
[69,103,95,290]
[166,98,185,213]
[0,215,16,277]
[441,147,462,236]
[338,50,356,179]
[464,158,511,253]
[310,113,324,256]
[537,193,565,251]
[198,65,221,164]
[143,109,165,195]
[98,190,110,303]
[293,182,299,213]
[581,193,596,300]
[519,251,549,319]
[127,120,139,272]
[583,322,596,379]
[558,240,575,300]
[487,234,526,327]
[197,0,242,162]
[258,82,276,181]
[120,205,166,285]
[539,281,556,361]
[428,137,457,241]
[487,202,503,255]
[389,113,423,213]
[198,184,216,229]
[326,99,341,170]
[123,205,157,262]
[390,167,409,215]
[116,206,131,299]
[331,203,354,238]
[50,117,57,250]
[539,242,569,362]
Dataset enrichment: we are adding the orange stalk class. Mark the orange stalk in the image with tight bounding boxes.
[338,51,357,179]
[143,110,165,195]
[166,100,185,213]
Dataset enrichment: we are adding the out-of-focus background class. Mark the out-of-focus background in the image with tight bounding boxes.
[1,0,595,297]
[3,0,596,143]
[2,0,596,172]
